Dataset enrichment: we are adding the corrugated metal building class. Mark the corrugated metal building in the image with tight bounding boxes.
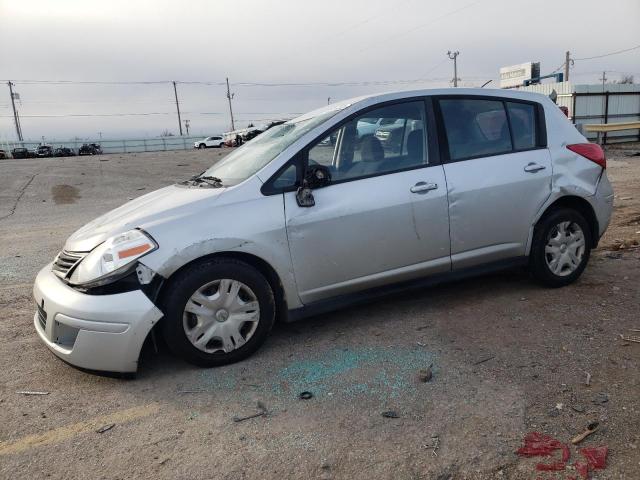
[518,82,640,143]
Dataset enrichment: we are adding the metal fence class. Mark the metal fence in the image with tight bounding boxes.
[571,90,640,144]
[3,135,210,155]
[519,82,640,144]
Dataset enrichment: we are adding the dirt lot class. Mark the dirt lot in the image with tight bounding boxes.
[0,146,639,479]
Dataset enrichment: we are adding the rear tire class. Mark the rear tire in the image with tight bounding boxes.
[161,258,275,367]
[530,208,591,288]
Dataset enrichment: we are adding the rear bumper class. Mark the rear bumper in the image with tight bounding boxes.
[33,264,163,373]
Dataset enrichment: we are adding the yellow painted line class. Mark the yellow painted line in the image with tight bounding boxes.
[0,403,160,456]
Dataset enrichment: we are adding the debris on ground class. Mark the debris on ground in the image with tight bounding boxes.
[584,371,592,386]
[580,446,608,470]
[381,410,399,418]
[517,432,610,478]
[232,401,267,423]
[298,391,313,400]
[619,333,640,344]
[536,461,566,471]
[516,432,570,472]
[431,435,439,457]
[472,355,495,365]
[96,423,115,434]
[418,365,433,382]
[571,422,599,445]
[574,460,590,479]
[592,393,609,405]
[572,446,609,478]
[16,391,49,396]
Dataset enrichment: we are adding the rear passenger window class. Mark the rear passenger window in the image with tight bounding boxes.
[439,99,512,161]
[507,102,537,150]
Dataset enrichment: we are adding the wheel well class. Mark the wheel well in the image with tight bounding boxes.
[538,196,599,247]
[157,251,288,322]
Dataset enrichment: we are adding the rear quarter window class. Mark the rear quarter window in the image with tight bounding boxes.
[506,102,537,150]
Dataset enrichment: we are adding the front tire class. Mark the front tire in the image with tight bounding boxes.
[530,208,591,287]
[198,143,206,149]
[161,258,275,367]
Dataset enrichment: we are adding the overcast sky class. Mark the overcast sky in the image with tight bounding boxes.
[1,0,639,143]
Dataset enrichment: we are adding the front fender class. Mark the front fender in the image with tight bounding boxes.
[138,186,302,310]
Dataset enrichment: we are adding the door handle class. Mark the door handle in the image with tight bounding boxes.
[410,182,438,193]
[524,162,546,173]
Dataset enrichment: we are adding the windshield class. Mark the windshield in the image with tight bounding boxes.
[199,109,340,186]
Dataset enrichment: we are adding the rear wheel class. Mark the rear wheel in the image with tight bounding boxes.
[530,208,591,287]
[161,258,275,367]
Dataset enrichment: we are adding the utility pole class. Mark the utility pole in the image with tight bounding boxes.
[564,51,572,82]
[226,77,236,131]
[7,81,23,141]
[184,119,190,136]
[172,81,183,136]
[327,97,331,105]
[447,51,460,87]
[600,71,607,88]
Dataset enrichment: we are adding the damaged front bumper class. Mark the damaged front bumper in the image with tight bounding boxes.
[33,263,163,373]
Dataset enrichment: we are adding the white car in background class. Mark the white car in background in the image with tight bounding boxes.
[194,136,224,149]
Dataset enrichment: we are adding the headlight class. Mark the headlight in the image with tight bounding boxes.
[69,229,158,287]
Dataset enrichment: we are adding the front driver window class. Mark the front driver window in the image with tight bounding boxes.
[307,101,428,182]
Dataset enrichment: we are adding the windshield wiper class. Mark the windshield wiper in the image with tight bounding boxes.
[196,175,224,186]
[181,174,224,188]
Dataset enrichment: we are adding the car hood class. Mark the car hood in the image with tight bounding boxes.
[64,184,226,252]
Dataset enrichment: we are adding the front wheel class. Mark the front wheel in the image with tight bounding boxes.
[198,143,206,149]
[161,258,275,367]
[530,208,591,287]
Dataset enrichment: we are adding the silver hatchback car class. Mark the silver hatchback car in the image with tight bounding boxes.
[33,88,613,373]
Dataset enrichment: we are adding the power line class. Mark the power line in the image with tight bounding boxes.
[357,0,485,55]
[574,44,640,61]
[0,77,479,87]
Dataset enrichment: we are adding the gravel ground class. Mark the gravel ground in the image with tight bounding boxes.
[0,146,639,479]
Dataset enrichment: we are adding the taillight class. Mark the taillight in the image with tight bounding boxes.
[567,143,606,169]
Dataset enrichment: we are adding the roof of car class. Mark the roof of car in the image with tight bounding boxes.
[293,88,550,124]
[352,87,549,106]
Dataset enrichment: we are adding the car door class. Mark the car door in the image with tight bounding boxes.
[281,99,451,304]
[436,96,552,269]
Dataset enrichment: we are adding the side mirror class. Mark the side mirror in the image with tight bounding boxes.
[295,165,331,208]
[305,164,331,189]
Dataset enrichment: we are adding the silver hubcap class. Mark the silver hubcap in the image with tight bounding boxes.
[183,279,260,353]
[545,221,585,277]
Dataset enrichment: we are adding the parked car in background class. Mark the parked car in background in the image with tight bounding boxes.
[11,147,34,159]
[33,88,613,374]
[0,149,6,159]
[54,147,76,157]
[356,117,402,139]
[194,136,224,149]
[79,143,103,155]
[35,145,54,158]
